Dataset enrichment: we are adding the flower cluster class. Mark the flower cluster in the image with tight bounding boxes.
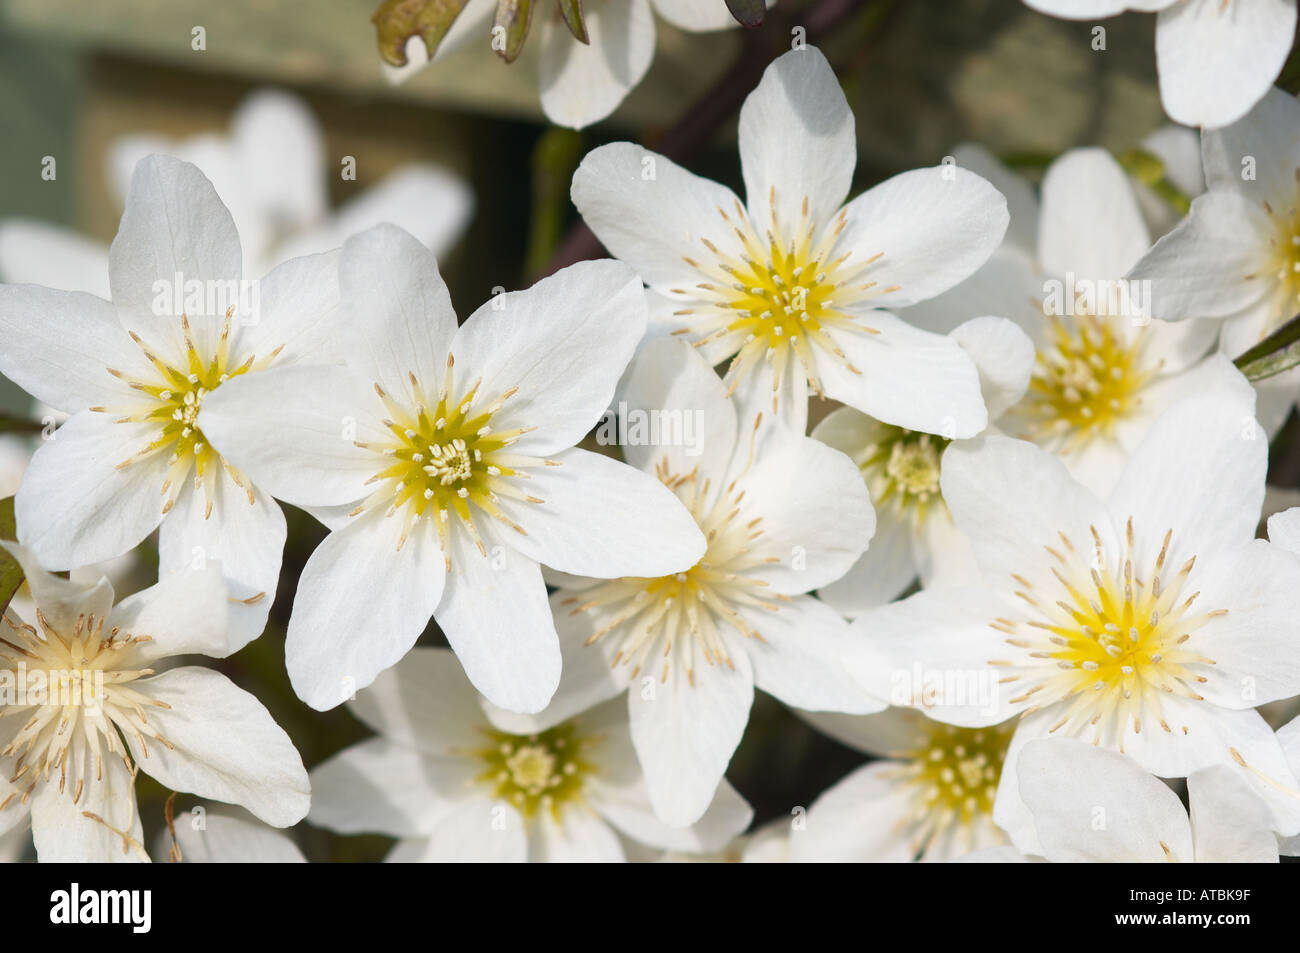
[3,7,1300,865]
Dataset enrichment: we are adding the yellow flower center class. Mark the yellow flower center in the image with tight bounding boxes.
[903,722,1013,826]
[563,460,784,685]
[1013,314,1155,449]
[990,518,1222,741]
[856,426,948,526]
[670,190,893,406]
[0,608,163,813]
[100,310,264,515]
[472,723,594,820]
[352,354,551,560]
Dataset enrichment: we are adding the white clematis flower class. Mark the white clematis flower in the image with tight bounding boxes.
[794,708,1016,862]
[385,0,772,130]
[1012,738,1278,862]
[309,647,753,862]
[571,47,1005,435]
[0,88,473,296]
[904,147,1248,496]
[198,223,705,714]
[814,316,1036,615]
[1130,88,1300,432]
[847,392,1300,855]
[1022,0,1297,129]
[510,338,885,827]
[0,543,310,863]
[0,155,343,650]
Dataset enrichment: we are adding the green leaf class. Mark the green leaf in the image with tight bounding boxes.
[725,0,767,28]
[371,0,470,67]
[0,496,21,615]
[1233,312,1300,381]
[493,0,534,63]
[557,0,588,44]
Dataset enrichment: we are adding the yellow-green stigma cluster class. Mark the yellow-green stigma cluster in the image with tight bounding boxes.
[669,189,894,407]
[473,723,594,820]
[860,426,949,526]
[354,353,550,559]
[101,310,263,515]
[1015,313,1155,450]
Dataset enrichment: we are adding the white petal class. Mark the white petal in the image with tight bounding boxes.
[308,737,462,837]
[651,0,756,30]
[30,755,147,863]
[15,410,166,570]
[1127,191,1271,321]
[127,666,309,828]
[169,807,306,863]
[951,143,1040,254]
[587,709,752,852]
[0,540,115,632]
[450,259,648,456]
[109,560,229,661]
[286,509,444,711]
[743,595,887,714]
[816,506,918,618]
[109,155,243,357]
[613,337,737,485]
[739,48,856,235]
[1187,764,1279,862]
[349,648,487,756]
[834,166,1009,310]
[229,89,327,236]
[236,249,343,366]
[503,447,704,579]
[197,363,388,508]
[529,806,625,862]
[538,0,655,129]
[846,586,1014,727]
[571,142,747,292]
[435,521,560,714]
[731,427,875,593]
[629,649,753,826]
[791,762,919,862]
[156,477,284,652]
[1038,147,1150,281]
[1015,737,1192,862]
[1202,86,1300,199]
[337,223,458,399]
[1155,0,1296,129]
[1267,506,1300,555]
[1106,391,1263,569]
[0,284,138,413]
[941,434,1115,587]
[418,796,529,862]
[816,312,988,438]
[949,316,1036,420]
[1189,539,1300,709]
